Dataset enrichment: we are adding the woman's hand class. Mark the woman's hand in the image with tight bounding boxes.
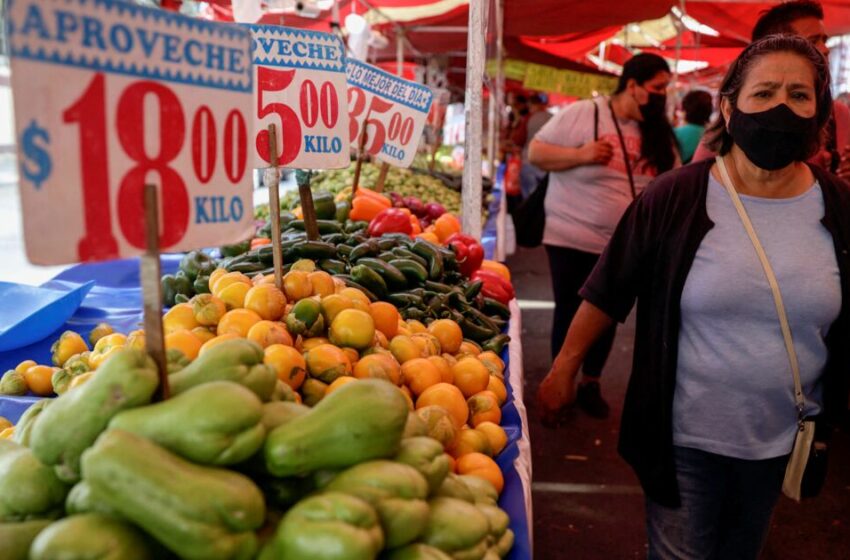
[536,363,577,422]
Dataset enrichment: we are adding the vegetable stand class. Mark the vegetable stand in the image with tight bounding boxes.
[0,256,532,560]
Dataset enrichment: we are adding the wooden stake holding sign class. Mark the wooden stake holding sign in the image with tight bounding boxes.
[351,123,370,195]
[375,162,391,193]
[140,184,169,401]
[265,124,284,290]
[296,170,321,241]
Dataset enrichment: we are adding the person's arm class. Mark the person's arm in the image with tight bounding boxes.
[528,138,613,172]
[537,302,616,412]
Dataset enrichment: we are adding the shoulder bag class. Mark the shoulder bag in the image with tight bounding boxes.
[716,156,828,502]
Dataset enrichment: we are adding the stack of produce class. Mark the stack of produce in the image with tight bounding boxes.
[255,163,492,221]
[0,271,516,560]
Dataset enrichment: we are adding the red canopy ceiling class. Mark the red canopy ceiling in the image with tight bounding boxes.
[685,0,850,41]
[503,0,675,36]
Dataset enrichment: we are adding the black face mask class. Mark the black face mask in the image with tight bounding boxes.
[639,92,667,120]
[728,104,819,170]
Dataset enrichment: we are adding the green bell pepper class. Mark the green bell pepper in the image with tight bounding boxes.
[179,250,217,281]
[271,492,384,560]
[325,460,430,548]
[161,271,193,307]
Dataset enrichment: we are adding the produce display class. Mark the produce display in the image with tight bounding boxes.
[158,189,511,353]
[256,162,492,221]
[0,255,518,559]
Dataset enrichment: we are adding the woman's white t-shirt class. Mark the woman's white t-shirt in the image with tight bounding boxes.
[535,97,656,254]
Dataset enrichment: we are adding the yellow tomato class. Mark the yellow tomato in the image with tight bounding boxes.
[326,376,357,395]
[283,270,313,302]
[305,344,352,383]
[369,302,400,339]
[208,268,228,292]
[211,271,251,297]
[389,335,421,364]
[308,271,335,298]
[191,294,227,326]
[68,371,95,390]
[163,304,199,334]
[199,333,240,355]
[165,329,202,360]
[23,365,56,396]
[191,327,217,345]
[411,333,441,357]
[406,319,427,334]
[320,294,355,325]
[427,319,463,354]
[247,321,293,348]
[216,309,262,338]
[339,287,371,311]
[14,360,37,376]
[244,284,287,320]
[299,337,330,352]
[126,329,146,351]
[51,331,89,367]
[218,281,251,310]
[264,344,307,390]
[328,309,375,351]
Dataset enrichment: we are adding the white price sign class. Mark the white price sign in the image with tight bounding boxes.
[248,25,349,170]
[6,0,255,266]
[346,59,434,168]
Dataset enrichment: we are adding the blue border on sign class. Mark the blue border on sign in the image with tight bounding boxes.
[346,59,434,114]
[247,24,346,73]
[5,0,253,93]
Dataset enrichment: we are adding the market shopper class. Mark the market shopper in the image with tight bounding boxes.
[528,53,679,418]
[674,90,713,164]
[538,34,850,560]
[692,0,850,180]
[519,94,553,199]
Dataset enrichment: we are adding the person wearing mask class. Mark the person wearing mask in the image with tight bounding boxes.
[692,0,850,180]
[519,93,553,199]
[538,35,850,559]
[675,90,713,164]
[528,53,679,419]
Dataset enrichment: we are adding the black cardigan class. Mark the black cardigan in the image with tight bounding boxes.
[580,158,850,507]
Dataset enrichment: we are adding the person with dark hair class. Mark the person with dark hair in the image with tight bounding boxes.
[674,90,713,163]
[538,34,850,559]
[519,93,552,198]
[528,53,679,419]
[692,0,850,179]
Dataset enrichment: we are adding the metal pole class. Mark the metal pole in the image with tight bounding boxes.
[493,0,507,262]
[462,0,486,239]
[397,29,405,76]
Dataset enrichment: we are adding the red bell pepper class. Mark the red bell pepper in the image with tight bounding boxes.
[471,269,515,305]
[367,208,413,236]
[446,233,485,277]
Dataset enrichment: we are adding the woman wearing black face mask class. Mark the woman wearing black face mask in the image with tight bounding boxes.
[528,53,679,419]
[537,34,850,559]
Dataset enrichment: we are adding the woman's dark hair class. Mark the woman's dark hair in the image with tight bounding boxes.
[704,34,832,156]
[614,53,676,173]
[682,90,713,125]
[752,0,824,41]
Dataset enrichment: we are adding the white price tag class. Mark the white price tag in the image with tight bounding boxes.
[346,59,434,168]
[6,0,255,265]
[248,25,349,170]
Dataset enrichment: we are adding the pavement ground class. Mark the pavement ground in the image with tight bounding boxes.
[507,245,850,560]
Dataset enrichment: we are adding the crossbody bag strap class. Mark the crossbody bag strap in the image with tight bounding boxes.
[715,156,806,422]
[593,99,599,141]
[608,100,636,199]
